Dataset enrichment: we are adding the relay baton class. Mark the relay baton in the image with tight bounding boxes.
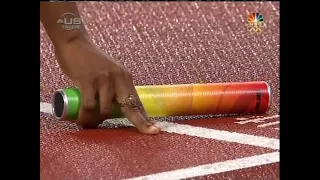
[51,81,271,120]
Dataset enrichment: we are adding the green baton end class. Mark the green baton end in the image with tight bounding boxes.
[52,88,125,121]
[52,88,81,121]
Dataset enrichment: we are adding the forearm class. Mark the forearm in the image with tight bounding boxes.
[40,2,89,47]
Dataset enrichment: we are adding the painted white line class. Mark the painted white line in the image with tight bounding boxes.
[92,115,279,150]
[40,102,279,150]
[126,152,279,180]
[236,116,264,121]
[40,102,52,114]
[257,121,279,128]
[157,122,279,150]
[235,115,279,125]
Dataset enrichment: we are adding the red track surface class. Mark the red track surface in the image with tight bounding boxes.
[40,2,279,180]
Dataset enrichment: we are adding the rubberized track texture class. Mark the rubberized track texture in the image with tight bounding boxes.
[40,2,279,180]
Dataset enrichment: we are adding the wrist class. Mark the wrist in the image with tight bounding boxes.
[52,30,90,48]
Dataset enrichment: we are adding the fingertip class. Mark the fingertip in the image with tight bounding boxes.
[121,107,160,134]
[75,107,93,128]
[142,125,160,135]
[147,120,162,131]
[75,120,84,129]
[75,123,83,129]
[153,124,162,131]
[99,108,111,119]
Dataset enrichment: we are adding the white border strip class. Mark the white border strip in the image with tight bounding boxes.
[126,152,279,180]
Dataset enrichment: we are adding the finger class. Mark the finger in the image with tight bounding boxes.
[78,107,105,128]
[114,72,159,134]
[76,82,99,128]
[122,108,159,134]
[131,90,162,130]
[80,82,97,110]
[121,71,160,129]
[98,80,114,120]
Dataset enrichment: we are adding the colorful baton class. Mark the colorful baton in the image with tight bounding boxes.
[51,81,271,120]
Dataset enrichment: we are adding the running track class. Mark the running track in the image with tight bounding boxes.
[40,2,279,180]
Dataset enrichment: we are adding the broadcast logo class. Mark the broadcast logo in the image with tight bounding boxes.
[57,13,82,31]
[246,13,264,34]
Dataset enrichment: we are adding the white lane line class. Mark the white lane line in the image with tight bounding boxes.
[126,152,279,180]
[157,122,279,150]
[105,119,278,150]
[40,102,52,114]
[235,115,279,125]
[257,121,279,128]
[41,102,279,150]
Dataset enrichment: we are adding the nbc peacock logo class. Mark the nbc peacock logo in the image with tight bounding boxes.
[246,13,264,34]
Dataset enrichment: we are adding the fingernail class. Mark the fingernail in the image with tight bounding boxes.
[153,124,162,131]
[76,125,83,129]
[147,125,160,134]
[148,122,162,131]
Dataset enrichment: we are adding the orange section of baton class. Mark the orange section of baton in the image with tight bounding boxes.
[135,81,270,117]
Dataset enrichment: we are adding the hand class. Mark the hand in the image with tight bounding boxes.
[54,37,160,134]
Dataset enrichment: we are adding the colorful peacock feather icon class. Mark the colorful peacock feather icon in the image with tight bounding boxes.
[247,13,264,24]
[246,13,264,34]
